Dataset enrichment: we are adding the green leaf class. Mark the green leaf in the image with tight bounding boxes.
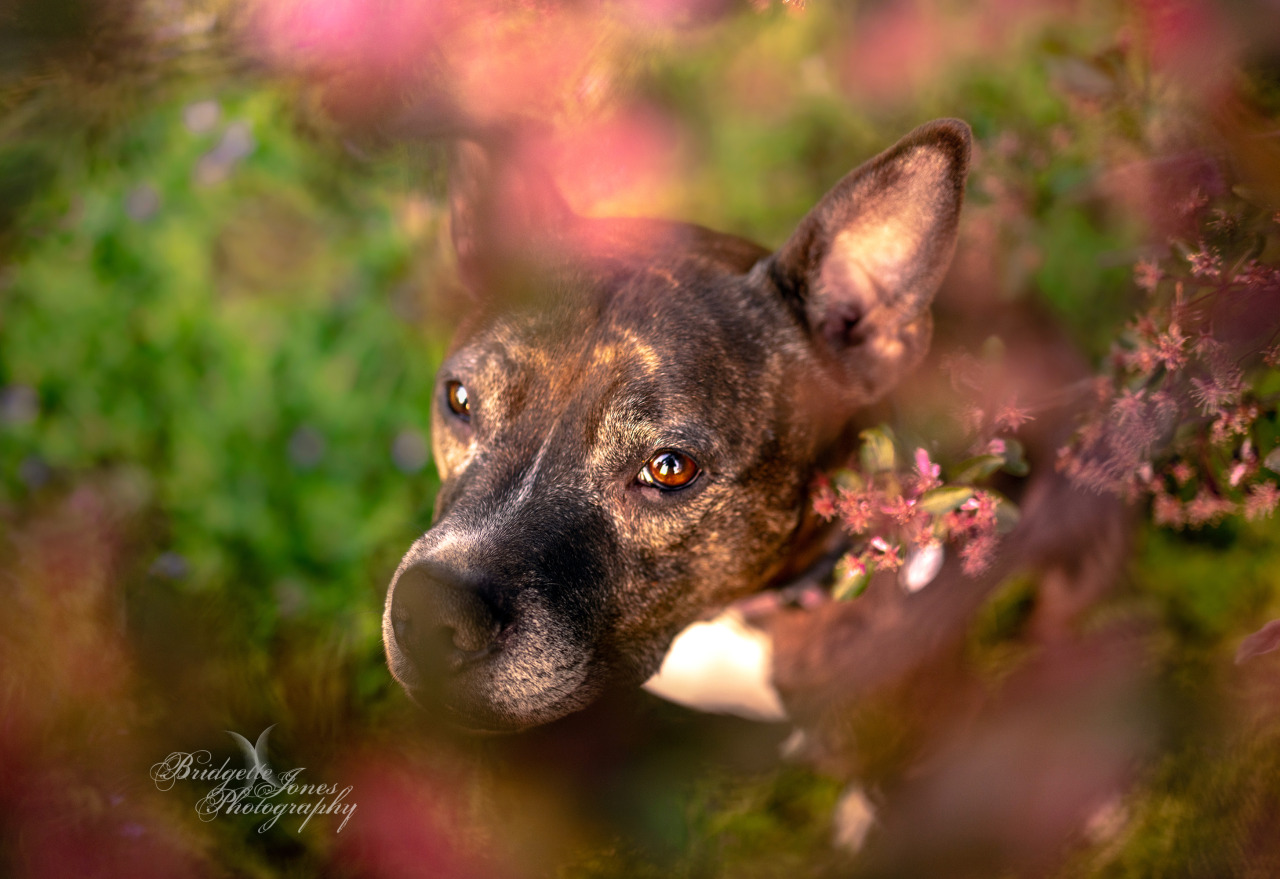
[859,427,896,474]
[831,468,864,492]
[1000,437,1030,477]
[954,440,1029,483]
[918,485,975,515]
[832,555,871,601]
[989,490,1022,533]
[952,455,1005,484]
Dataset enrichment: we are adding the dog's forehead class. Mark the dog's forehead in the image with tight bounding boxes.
[458,263,772,395]
[441,217,798,455]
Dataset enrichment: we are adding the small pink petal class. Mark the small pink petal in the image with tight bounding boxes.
[1236,619,1280,664]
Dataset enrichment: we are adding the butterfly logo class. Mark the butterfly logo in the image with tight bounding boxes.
[226,724,281,791]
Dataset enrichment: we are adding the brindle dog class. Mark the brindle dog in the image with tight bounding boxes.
[382,120,974,732]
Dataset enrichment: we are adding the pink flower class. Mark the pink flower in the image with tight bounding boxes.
[1187,248,1220,279]
[1153,489,1183,527]
[868,537,903,572]
[1178,189,1209,217]
[1112,388,1147,422]
[1171,461,1194,486]
[1185,489,1234,527]
[837,490,878,534]
[1245,483,1280,521]
[1236,261,1277,287]
[1134,314,1160,340]
[995,402,1034,432]
[1155,327,1187,371]
[1210,404,1258,445]
[1191,376,1241,415]
[881,494,918,526]
[902,514,933,549]
[959,534,996,576]
[812,476,837,520]
[1123,346,1159,375]
[913,448,941,491]
[1134,259,1162,293]
[960,491,999,531]
[1150,390,1181,420]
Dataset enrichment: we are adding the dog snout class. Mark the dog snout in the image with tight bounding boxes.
[389,561,503,675]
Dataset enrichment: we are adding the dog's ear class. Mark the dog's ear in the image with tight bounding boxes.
[450,130,576,293]
[766,119,971,404]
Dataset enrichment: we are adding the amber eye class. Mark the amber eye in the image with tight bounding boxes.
[638,450,699,490]
[445,380,471,421]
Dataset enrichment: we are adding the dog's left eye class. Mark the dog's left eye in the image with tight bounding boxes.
[445,380,471,421]
[638,450,699,490]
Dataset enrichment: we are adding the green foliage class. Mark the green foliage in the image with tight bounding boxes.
[0,83,444,629]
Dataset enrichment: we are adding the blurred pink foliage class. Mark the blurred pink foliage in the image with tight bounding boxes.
[333,755,510,879]
[246,0,683,215]
[840,0,1064,104]
[1138,0,1239,98]
[1058,189,1280,529]
[0,488,215,878]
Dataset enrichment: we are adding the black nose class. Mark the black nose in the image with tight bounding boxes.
[389,561,502,674]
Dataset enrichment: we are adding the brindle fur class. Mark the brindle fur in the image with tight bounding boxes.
[383,120,971,731]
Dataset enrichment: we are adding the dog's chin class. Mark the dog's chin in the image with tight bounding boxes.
[402,676,602,733]
[390,641,605,732]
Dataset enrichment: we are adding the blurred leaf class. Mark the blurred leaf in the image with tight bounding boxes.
[859,427,896,475]
[992,491,1022,534]
[918,486,974,515]
[952,454,1005,484]
[832,555,870,601]
[1000,437,1030,477]
[831,467,863,492]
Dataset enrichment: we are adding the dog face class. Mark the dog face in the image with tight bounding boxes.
[383,120,971,731]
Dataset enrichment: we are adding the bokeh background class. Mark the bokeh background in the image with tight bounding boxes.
[3,0,1280,876]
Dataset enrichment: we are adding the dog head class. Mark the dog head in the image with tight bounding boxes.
[383,120,971,731]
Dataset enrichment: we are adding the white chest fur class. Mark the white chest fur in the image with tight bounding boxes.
[642,609,788,721]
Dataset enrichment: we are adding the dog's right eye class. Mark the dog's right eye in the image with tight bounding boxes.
[638,450,699,491]
[445,381,471,421]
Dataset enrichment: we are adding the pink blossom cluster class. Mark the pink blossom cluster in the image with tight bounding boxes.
[813,433,1016,599]
[1058,192,1280,529]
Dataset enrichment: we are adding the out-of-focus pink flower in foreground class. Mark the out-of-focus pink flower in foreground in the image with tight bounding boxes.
[252,0,450,76]
[332,754,516,879]
[841,2,946,103]
[247,0,626,132]
[840,0,1062,104]
[548,107,682,215]
[248,0,454,126]
[1137,0,1238,99]
[247,0,683,217]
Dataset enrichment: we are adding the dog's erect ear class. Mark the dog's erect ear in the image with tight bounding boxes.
[766,119,971,404]
[450,129,576,293]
